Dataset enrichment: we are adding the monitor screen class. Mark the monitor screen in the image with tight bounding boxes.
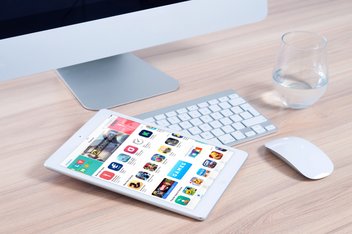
[0,0,189,39]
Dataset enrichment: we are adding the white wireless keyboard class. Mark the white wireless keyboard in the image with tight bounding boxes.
[136,90,277,146]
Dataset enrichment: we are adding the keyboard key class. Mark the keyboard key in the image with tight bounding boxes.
[154,114,166,120]
[177,108,188,114]
[252,125,266,134]
[231,131,245,140]
[199,107,212,115]
[232,122,245,130]
[219,117,232,125]
[218,96,229,102]
[200,115,213,123]
[218,102,231,109]
[208,99,219,105]
[265,124,276,131]
[210,120,222,128]
[190,118,203,126]
[156,119,170,127]
[210,112,223,120]
[178,113,191,121]
[230,114,242,123]
[211,128,225,137]
[242,116,267,127]
[166,111,177,117]
[230,97,246,106]
[221,125,235,134]
[228,93,239,99]
[245,131,256,137]
[240,111,253,119]
[200,131,214,140]
[199,123,212,132]
[231,106,243,114]
[169,124,182,131]
[189,110,202,118]
[220,109,233,117]
[188,126,202,135]
[179,121,193,129]
[197,102,208,108]
[168,116,181,124]
[209,104,221,112]
[218,134,235,145]
[187,105,198,111]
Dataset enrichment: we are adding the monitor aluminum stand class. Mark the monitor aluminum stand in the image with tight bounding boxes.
[57,53,179,110]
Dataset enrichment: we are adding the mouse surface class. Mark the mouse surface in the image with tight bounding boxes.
[265,136,334,180]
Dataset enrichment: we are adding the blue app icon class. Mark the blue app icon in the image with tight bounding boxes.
[197,168,206,176]
[117,153,131,162]
[108,162,123,171]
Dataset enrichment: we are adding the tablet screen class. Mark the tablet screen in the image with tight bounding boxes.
[61,114,234,209]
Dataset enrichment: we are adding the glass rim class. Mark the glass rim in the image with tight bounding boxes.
[281,31,327,50]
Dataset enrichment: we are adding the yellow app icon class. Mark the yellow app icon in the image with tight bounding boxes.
[128,180,143,190]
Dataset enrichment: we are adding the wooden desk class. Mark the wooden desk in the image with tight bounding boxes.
[1,0,351,232]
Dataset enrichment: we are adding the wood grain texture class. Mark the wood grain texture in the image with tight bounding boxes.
[1,0,352,233]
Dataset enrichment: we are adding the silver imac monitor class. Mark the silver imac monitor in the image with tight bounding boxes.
[0,0,267,110]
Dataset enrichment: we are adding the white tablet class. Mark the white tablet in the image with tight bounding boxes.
[44,109,247,220]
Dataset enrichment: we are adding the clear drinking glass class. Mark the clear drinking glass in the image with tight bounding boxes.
[273,31,328,109]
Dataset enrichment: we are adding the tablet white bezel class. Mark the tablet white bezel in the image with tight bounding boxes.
[44,109,247,220]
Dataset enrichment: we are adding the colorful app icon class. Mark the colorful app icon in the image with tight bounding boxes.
[77,159,85,165]
[136,171,150,181]
[209,151,223,160]
[152,178,178,199]
[190,177,204,186]
[68,156,103,176]
[139,130,153,138]
[203,159,217,168]
[158,145,172,154]
[133,138,144,145]
[108,162,123,171]
[143,162,158,172]
[175,196,190,206]
[99,171,115,180]
[197,168,211,177]
[215,146,228,152]
[165,138,179,146]
[189,147,202,157]
[183,186,197,196]
[117,153,131,162]
[151,154,166,162]
[171,133,184,138]
[124,145,138,154]
[128,180,143,190]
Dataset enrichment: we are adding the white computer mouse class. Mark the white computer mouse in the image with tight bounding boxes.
[265,136,334,180]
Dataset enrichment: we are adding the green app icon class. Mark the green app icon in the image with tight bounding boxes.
[175,195,190,206]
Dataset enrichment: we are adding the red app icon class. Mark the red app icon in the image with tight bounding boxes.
[77,159,85,165]
[99,171,115,180]
[124,145,138,154]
